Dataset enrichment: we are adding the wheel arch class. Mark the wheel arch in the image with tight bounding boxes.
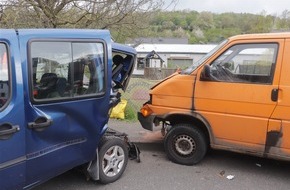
[163,112,213,145]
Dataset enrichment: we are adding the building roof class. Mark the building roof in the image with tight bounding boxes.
[128,37,188,45]
[135,44,216,54]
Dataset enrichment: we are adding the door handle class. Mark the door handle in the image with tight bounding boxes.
[0,123,20,140]
[271,88,279,102]
[28,117,53,131]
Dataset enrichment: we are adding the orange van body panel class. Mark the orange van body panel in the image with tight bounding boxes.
[195,38,284,151]
[145,104,192,117]
[151,75,195,110]
[280,121,290,148]
[198,111,267,144]
[139,32,290,161]
[195,83,276,116]
[270,39,290,152]
[271,39,290,120]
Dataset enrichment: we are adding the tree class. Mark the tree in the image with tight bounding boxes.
[0,0,174,42]
[276,10,290,30]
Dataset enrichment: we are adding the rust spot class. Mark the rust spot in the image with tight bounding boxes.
[264,130,282,156]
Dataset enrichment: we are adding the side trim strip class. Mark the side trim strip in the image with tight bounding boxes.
[27,138,87,160]
[0,156,26,170]
[0,138,87,170]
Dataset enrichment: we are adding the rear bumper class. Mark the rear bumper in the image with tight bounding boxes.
[137,112,155,131]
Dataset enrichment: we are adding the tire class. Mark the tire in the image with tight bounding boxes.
[98,137,128,184]
[164,124,207,165]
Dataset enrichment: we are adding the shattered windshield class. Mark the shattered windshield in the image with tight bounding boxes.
[182,39,228,74]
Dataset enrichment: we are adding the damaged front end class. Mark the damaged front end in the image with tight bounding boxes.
[85,42,140,183]
[85,128,141,183]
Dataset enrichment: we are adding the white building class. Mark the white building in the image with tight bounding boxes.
[133,43,216,76]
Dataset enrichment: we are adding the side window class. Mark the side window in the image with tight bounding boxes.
[71,43,105,96]
[112,53,133,83]
[0,44,9,109]
[210,43,278,84]
[31,41,105,101]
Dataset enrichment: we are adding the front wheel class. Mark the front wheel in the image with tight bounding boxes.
[164,124,207,165]
[98,137,128,184]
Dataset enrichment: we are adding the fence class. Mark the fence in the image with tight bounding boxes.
[119,76,160,120]
[116,67,178,120]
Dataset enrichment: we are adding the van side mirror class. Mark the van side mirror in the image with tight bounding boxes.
[200,65,212,81]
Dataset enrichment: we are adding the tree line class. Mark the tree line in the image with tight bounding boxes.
[146,10,290,44]
[0,1,289,44]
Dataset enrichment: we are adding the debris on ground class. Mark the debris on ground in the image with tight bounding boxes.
[219,170,225,177]
[226,175,235,180]
[219,170,235,180]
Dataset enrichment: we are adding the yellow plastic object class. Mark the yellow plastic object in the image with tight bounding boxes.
[110,99,127,119]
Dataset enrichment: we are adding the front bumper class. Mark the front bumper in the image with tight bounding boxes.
[137,112,156,131]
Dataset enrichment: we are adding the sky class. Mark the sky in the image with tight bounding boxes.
[164,0,289,15]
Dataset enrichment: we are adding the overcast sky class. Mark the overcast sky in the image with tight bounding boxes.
[164,0,289,15]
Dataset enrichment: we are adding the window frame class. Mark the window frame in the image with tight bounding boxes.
[28,39,108,104]
[0,42,11,111]
[209,43,279,85]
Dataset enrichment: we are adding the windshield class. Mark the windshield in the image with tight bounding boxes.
[182,39,228,74]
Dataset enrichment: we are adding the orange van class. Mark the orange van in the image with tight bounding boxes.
[138,32,290,165]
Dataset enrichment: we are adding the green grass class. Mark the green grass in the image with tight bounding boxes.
[124,103,138,121]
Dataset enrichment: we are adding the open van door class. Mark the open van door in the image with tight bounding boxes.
[112,42,136,91]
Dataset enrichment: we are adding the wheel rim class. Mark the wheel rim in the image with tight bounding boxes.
[102,145,125,177]
[174,134,196,156]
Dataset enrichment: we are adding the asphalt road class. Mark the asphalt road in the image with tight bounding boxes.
[35,120,290,190]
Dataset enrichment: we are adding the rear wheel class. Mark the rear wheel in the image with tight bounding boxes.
[164,124,207,165]
[98,137,128,184]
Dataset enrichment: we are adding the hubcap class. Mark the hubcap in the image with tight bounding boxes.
[102,145,125,177]
[174,134,196,156]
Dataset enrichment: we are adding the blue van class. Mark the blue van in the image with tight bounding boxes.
[0,29,136,189]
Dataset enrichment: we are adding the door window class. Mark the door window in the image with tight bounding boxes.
[210,43,278,84]
[30,41,105,101]
[0,43,9,109]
